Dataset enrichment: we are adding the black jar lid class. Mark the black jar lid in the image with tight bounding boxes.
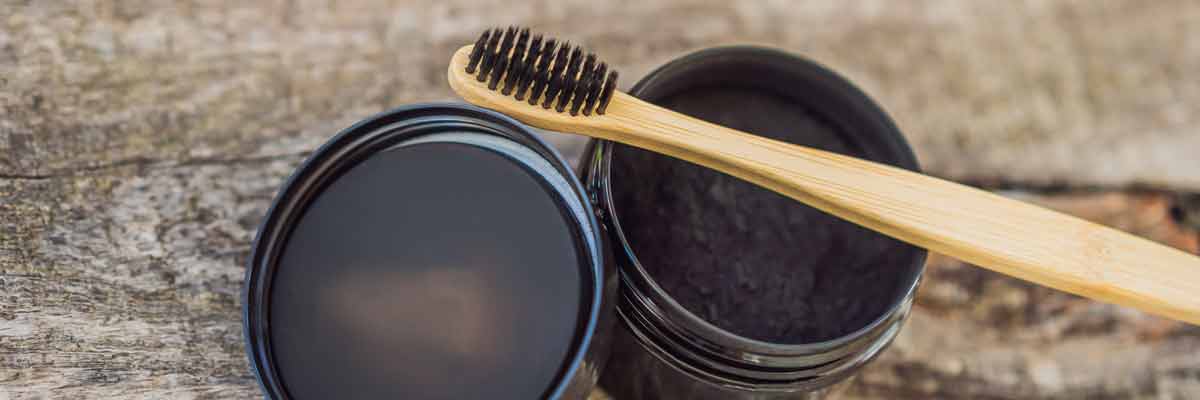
[243,103,609,399]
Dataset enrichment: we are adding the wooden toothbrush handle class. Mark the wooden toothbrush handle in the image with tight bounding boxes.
[445,44,1200,324]
[597,92,1200,325]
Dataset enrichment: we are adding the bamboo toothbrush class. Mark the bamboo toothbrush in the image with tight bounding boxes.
[447,27,1200,325]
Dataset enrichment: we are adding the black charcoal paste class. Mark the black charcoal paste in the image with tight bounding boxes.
[610,86,918,344]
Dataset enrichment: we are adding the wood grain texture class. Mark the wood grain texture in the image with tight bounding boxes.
[4,1,1200,399]
[450,48,1200,325]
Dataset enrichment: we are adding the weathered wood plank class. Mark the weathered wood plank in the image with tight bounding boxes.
[3,1,1199,398]
[5,0,1200,188]
[1,158,302,398]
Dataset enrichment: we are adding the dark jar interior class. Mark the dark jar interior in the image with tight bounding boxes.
[582,46,927,399]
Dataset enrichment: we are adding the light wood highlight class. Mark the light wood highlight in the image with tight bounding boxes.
[448,46,1200,325]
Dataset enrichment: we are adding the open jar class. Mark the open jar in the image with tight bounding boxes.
[582,46,928,399]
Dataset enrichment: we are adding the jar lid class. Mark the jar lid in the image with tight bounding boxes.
[244,103,610,399]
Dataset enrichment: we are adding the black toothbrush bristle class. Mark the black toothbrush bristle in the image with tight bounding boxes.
[526,38,556,105]
[597,71,617,115]
[466,27,619,116]
[501,28,530,95]
[541,43,571,109]
[569,54,596,115]
[466,30,490,74]
[582,63,606,116]
[555,47,584,113]
[477,28,502,82]
[514,34,543,101]
[489,27,517,90]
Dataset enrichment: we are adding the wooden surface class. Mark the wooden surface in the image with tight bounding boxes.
[4,1,1200,399]
[450,48,1200,326]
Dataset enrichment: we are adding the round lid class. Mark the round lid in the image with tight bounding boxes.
[245,107,601,399]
